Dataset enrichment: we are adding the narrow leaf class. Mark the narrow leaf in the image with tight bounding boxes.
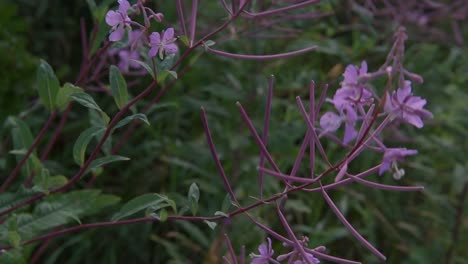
[188,183,200,216]
[56,83,84,111]
[87,155,130,172]
[112,193,174,221]
[113,114,150,131]
[203,220,217,230]
[37,60,60,111]
[73,126,105,166]
[70,93,103,112]
[129,59,155,79]
[109,65,129,109]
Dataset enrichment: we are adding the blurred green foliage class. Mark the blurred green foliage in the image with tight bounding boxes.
[0,0,466,263]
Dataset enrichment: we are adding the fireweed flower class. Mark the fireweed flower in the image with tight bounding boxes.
[277,250,320,264]
[148,28,178,59]
[326,61,374,144]
[105,0,132,41]
[319,111,342,133]
[116,50,141,72]
[250,237,278,264]
[384,80,433,128]
[342,61,369,89]
[108,30,144,72]
[379,147,418,177]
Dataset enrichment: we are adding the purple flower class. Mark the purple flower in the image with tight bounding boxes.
[320,112,342,133]
[326,61,374,144]
[384,81,433,128]
[148,28,178,59]
[293,253,320,264]
[105,0,132,42]
[379,148,418,175]
[342,61,368,87]
[117,50,141,72]
[250,237,274,264]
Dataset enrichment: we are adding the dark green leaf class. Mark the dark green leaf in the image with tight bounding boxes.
[36,60,60,111]
[56,83,84,111]
[73,126,105,166]
[203,220,217,230]
[188,183,199,216]
[113,114,150,131]
[129,59,155,79]
[87,155,130,172]
[109,65,128,109]
[112,193,174,221]
[70,93,103,112]
[0,190,120,243]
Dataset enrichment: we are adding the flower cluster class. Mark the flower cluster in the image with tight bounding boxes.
[250,237,320,264]
[322,61,373,144]
[105,0,179,64]
[319,61,432,177]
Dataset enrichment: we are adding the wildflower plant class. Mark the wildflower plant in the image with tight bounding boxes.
[0,1,434,263]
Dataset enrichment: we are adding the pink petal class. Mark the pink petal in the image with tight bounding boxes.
[320,112,342,132]
[360,61,368,75]
[258,244,268,256]
[403,113,424,128]
[105,11,121,26]
[163,28,175,41]
[396,86,411,103]
[109,28,125,42]
[383,93,394,113]
[343,65,358,84]
[118,0,131,13]
[164,43,178,54]
[343,122,357,144]
[149,32,161,44]
[407,97,426,109]
[148,46,159,58]
[379,160,391,175]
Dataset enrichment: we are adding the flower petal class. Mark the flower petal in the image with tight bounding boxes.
[105,10,121,26]
[150,32,161,44]
[109,28,125,42]
[148,46,159,58]
[164,43,178,54]
[360,60,368,75]
[320,112,342,132]
[163,28,175,41]
[403,113,424,128]
[118,0,131,13]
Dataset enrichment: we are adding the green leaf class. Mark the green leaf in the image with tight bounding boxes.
[188,183,199,216]
[73,126,105,166]
[128,59,155,79]
[7,117,37,177]
[32,173,68,194]
[113,114,150,131]
[109,65,128,109]
[203,220,217,230]
[87,155,130,172]
[0,190,120,243]
[179,35,190,47]
[36,60,60,111]
[203,40,216,51]
[214,211,229,217]
[157,70,178,82]
[70,93,103,112]
[0,188,41,213]
[221,194,232,213]
[157,53,176,72]
[56,83,84,111]
[112,193,175,221]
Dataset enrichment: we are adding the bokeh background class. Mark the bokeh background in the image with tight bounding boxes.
[0,0,467,263]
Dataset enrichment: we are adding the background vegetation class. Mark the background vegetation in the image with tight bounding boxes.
[0,0,466,263]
